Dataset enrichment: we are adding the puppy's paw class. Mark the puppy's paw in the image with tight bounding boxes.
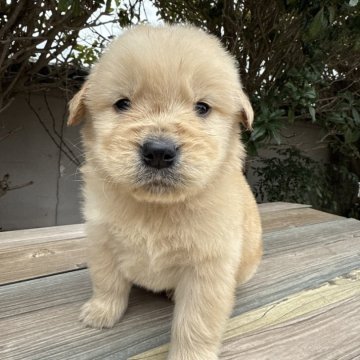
[167,349,218,360]
[79,297,127,329]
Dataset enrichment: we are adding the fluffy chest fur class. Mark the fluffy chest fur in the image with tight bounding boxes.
[83,167,245,291]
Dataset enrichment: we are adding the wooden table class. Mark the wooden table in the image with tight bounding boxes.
[1,202,360,359]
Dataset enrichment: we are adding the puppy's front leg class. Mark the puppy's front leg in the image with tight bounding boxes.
[168,262,236,360]
[80,223,131,329]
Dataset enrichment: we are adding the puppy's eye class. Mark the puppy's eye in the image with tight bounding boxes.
[194,102,211,117]
[114,98,131,112]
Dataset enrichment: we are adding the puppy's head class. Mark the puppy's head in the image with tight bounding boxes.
[68,25,253,203]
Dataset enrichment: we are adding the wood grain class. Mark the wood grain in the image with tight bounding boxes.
[261,207,342,233]
[0,237,87,285]
[220,293,360,360]
[1,218,360,359]
[0,224,85,247]
[258,202,311,213]
[130,270,360,359]
[0,224,85,285]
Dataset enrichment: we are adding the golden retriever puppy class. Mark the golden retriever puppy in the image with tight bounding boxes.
[68,24,262,360]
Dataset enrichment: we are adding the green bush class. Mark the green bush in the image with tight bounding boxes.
[253,146,360,218]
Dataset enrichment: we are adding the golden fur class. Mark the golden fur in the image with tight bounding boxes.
[68,24,262,360]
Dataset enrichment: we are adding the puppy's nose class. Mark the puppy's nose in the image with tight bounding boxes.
[141,140,178,169]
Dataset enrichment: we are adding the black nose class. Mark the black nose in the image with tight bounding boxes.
[141,140,178,169]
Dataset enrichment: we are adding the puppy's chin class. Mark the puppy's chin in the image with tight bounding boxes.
[127,166,187,204]
[130,183,189,204]
[131,174,193,204]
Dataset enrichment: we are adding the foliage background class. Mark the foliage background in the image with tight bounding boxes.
[1,0,359,218]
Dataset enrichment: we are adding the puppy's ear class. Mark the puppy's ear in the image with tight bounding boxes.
[238,90,254,130]
[67,82,88,126]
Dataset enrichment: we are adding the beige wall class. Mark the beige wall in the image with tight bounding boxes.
[0,94,329,231]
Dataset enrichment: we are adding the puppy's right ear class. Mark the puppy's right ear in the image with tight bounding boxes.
[238,90,254,131]
[67,82,88,126]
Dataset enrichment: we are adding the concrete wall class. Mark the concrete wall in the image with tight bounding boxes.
[0,93,329,231]
[0,93,83,231]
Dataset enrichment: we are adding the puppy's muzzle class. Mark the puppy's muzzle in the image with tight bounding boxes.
[141,139,178,170]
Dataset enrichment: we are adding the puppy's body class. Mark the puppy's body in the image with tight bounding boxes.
[69,25,262,360]
[82,154,260,291]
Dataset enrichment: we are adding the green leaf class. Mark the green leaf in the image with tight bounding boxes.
[327,6,336,24]
[72,1,81,15]
[272,131,282,145]
[288,108,295,123]
[307,8,327,40]
[352,108,360,124]
[309,106,316,122]
[105,0,113,13]
[119,8,131,27]
[250,126,266,141]
[58,0,71,11]
[344,128,360,143]
[285,82,297,93]
[304,88,316,100]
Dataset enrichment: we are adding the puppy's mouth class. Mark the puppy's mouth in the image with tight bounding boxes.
[135,167,181,192]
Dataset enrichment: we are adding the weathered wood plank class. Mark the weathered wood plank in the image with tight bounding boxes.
[1,219,359,359]
[234,218,360,319]
[221,292,360,359]
[0,224,85,247]
[262,217,360,256]
[0,238,87,285]
[0,204,341,285]
[130,269,360,359]
[0,225,86,285]
[258,202,311,213]
[261,207,342,233]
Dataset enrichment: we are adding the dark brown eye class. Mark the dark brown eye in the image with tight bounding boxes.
[194,102,211,117]
[114,98,131,111]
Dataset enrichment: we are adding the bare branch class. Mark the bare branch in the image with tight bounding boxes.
[26,94,81,167]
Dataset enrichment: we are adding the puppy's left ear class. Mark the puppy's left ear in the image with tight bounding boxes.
[67,82,88,126]
[238,90,254,130]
